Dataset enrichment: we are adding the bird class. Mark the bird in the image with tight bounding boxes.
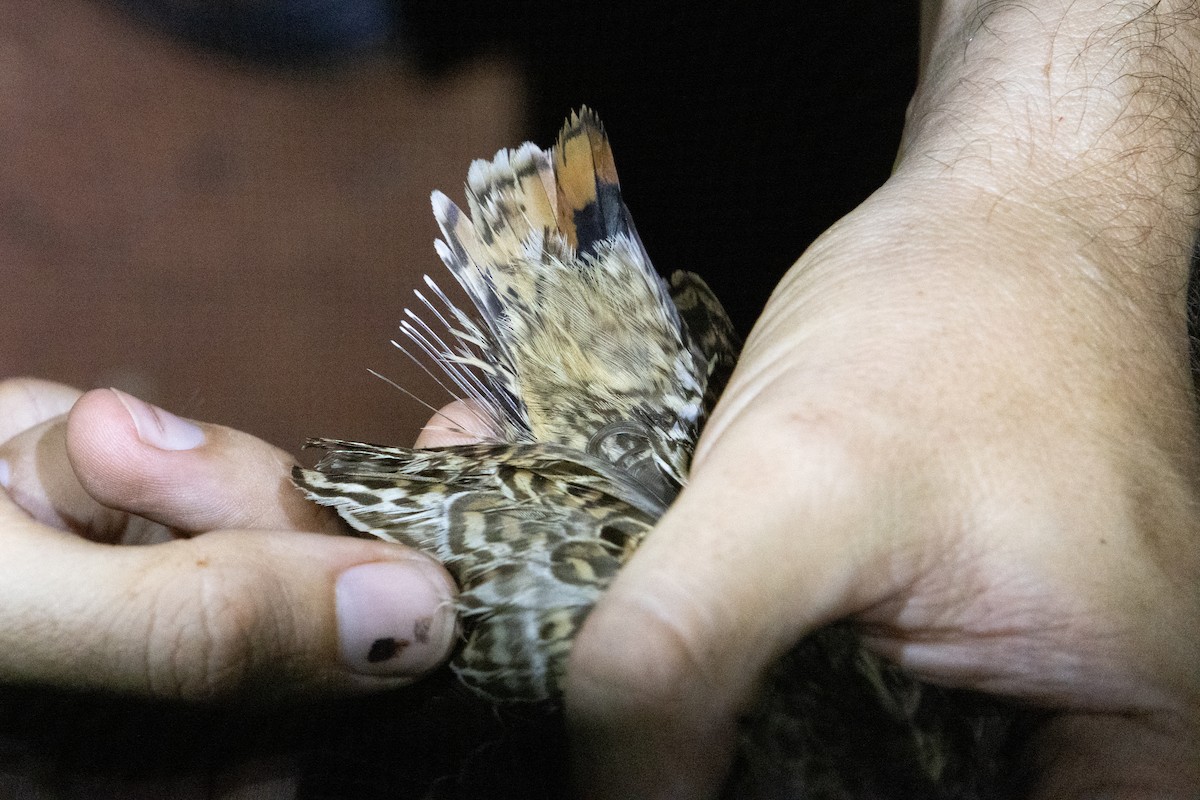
[292,109,1026,798]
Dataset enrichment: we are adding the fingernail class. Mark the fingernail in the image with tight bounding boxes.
[336,560,457,677]
[111,389,205,451]
[0,459,9,489]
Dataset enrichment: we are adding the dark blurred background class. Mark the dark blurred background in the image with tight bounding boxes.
[404,1,919,334]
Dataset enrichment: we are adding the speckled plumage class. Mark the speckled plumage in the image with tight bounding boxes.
[293,110,1026,797]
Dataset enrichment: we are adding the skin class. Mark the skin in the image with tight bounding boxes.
[2,0,1199,798]
[0,379,458,700]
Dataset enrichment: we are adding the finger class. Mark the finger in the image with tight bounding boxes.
[0,494,459,699]
[0,414,141,543]
[414,399,495,447]
[0,378,81,444]
[65,388,336,535]
[565,413,903,798]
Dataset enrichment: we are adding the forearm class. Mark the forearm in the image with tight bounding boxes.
[907,0,1200,277]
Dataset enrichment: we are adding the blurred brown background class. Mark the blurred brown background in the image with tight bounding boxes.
[0,0,524,448]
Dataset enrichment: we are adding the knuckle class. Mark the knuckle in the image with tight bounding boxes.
[567,598,714,724]
[0,377,41,409]
[0,378,79,442]
[134,557,299,701]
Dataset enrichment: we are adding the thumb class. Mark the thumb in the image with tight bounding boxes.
[0,507,458,699]
[0,388,460,700]
[565,417,896,799]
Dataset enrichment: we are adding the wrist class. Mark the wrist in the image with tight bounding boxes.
[903,0,1200,281]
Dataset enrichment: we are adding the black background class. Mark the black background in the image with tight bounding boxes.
[404,1,919,333]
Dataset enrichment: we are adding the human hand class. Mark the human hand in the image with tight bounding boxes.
[564,2,1200,797]
[0,378,457,700]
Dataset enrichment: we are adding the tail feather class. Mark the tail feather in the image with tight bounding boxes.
[430,192,502,320]
[465,141,561,261]
[552,107,632,256]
